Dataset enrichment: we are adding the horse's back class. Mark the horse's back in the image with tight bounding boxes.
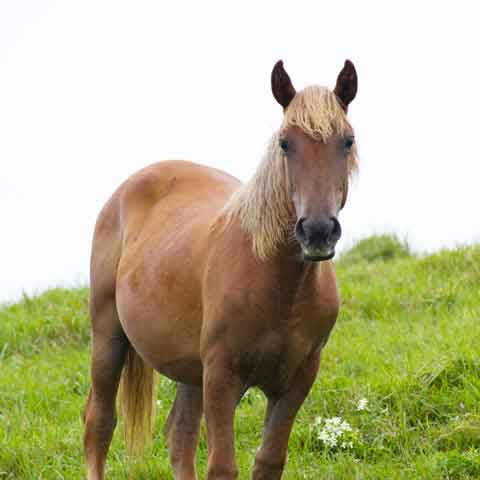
[118,160,239,230]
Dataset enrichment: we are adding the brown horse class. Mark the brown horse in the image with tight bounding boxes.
[84,59,358,479]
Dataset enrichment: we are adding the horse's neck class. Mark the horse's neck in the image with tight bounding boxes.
[226,135,295,260]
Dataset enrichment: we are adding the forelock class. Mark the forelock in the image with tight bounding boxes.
[282,86,350,142]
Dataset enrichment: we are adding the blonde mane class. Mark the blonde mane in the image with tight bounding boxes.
[222,86,358,260]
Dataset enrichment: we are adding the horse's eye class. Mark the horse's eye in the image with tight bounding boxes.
[344,136,355,151]
[280,139,290,153]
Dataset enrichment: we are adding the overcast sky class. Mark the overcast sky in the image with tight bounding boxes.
[1,1,479,303]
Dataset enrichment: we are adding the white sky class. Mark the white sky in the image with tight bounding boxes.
[1,1,479,303]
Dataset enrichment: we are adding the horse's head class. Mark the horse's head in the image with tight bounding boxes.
[272,60,358,261]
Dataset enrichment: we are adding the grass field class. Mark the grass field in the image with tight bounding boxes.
[1,235,479,479]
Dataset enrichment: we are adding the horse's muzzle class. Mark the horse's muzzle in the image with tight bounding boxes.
[295,216,341,261]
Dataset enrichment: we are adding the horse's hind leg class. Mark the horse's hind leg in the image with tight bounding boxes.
[84,299,128,480]
[164,383,203,480]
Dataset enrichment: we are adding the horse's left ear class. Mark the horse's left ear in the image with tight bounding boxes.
[334,60,357,110]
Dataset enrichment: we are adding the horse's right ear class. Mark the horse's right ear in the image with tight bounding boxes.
[271,60,296,110]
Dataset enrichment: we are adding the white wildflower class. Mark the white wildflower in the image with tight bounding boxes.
[357,398,368,411]
[314,416,353,449]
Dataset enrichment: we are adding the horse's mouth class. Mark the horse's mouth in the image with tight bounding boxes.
[302,247,335,262]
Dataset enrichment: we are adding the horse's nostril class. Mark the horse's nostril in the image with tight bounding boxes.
[329,217,342,242]
[295,217,307,243]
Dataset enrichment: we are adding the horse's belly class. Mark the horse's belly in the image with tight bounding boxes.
[116,238,205,385]
[117,288,204,384]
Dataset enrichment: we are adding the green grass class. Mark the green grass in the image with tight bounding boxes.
[1,235,479,479]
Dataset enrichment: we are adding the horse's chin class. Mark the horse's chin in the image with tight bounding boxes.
[301,247,335,262]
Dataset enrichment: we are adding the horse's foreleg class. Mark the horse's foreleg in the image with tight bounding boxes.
[251,352,320,480]
[84,301,127,480]
[164,383,203,480]
[202,348,242,480]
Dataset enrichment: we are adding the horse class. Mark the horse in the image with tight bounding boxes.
[83,59,358,479]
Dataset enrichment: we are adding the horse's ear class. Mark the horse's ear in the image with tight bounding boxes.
[334,59,357,110]
[271,60,296,110]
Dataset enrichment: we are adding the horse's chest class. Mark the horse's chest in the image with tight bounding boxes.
[206,252,340,395]
[237,305,336,395]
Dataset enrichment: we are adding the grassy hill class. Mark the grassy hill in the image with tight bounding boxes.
[1,236,479,479]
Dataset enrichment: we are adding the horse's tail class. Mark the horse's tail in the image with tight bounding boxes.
[120,344,156,456]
